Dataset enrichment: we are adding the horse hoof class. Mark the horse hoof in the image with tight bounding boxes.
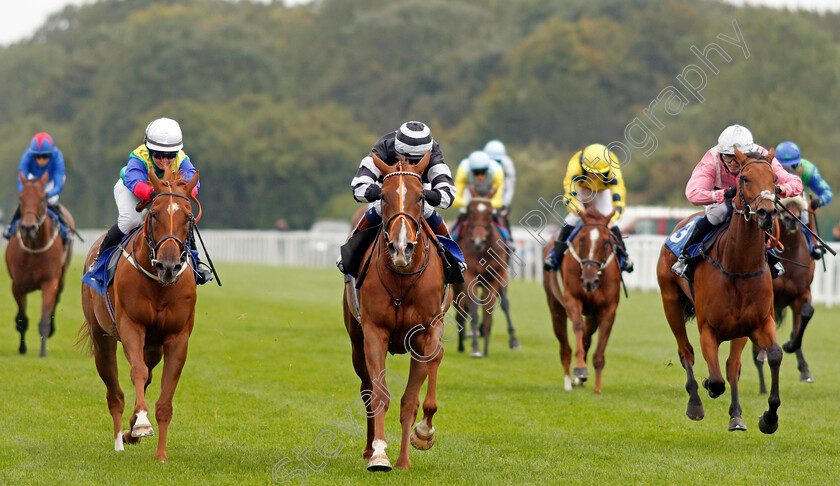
[367,454,392,472]
[509,338,521,350]
[756,350,768,362]
[572,367,588,382]
[19,344,26,354]
[470,351,483,358]
[800,372,814,383]
[782,341,797,353]
[728,417,747,431]
[758,415,778,434]
[410,427,435,450]
[123,430,141,445]
[131,424,154,438]
[686,404,704,421]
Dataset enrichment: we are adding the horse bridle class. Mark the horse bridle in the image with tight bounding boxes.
[465,197,494,243]
[565,222,617,276]
[143,191,195,268]
[735,160,775,221]
[381,169,423,245]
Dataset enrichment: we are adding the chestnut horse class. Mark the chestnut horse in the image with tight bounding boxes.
[657,148,782,433]
[79,168,200,461]
[542,206,621,394]
[5,172,74,356]
[342,152,450,472]
[753,197,815,391]
[454,192,519,358]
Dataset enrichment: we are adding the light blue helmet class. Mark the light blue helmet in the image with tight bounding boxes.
[775,141,801,166]
[468,150,492,171]
[483,140,506,161]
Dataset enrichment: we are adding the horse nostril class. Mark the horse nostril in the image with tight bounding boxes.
[173,264,182,274]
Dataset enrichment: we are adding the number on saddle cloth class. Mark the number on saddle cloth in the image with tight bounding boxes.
[665,215,718,259]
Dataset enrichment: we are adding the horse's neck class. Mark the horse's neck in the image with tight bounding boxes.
[128,229,154,273]
[718,216,766,271]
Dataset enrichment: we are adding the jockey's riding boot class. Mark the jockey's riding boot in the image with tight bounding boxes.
[671,216,715,279]
[3,206,21,239]
[811,245,824,260]
[336,216,378,274]
[544,223,575,272]
[767,251,785,279]
[88,224,125,273]
[189,239,213,285]
[610,225,634,273]
[432,220,467,272]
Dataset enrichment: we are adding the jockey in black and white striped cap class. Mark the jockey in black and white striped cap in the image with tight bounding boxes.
[394,121,434,161]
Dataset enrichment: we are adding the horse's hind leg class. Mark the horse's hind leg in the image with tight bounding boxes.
[754,318,783,434]
[660,285,703,420]
[752,342,768,394]
[546,285,572,390]
[13,287,28,355]
[91,328,125,451]
[482,284,501,357]
[38,279,60,357]
[726,337,748,431]
[783,300,813,354]
[790,300,813,382]
[500,287,520,349]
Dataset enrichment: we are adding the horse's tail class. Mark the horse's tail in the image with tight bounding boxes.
[74,321,94,356]
[684,304,696,323]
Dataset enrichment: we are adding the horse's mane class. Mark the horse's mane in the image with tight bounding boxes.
[743,151,764,160]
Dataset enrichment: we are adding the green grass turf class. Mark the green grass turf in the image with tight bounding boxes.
[1,260,839,485]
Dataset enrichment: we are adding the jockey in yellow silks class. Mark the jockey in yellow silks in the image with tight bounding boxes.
[451,150,509,241]
[544,143,633,273]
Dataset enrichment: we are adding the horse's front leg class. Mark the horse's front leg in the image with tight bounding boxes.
[754,318,782,434]
[564,299,588,385]
[790,299,814,382]
[698,324,725,399]
[154,329,191,462]
[500,285,520,349]
[362,327,392,471]
[12,284,28,354]
[396,329,431,470]
[482,283,502,357]
[38,278,60,357]
[591,307,618,395]
[752,342,768,394]
[469,287,483,358]
[545,284,572,390]
[118,321,154,440]
[409,320,444,457]
[726,337,748,431]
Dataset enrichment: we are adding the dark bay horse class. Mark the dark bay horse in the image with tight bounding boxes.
[542,206,621,394]
[753,196,816,391]
[453,192,519,358]
[79,169,200,461]
[657,148,782,433]
[5,172,74,356]
[342,152,450,471]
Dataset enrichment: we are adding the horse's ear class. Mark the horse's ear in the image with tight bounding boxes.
[413,151,431,175]
[765,147,775,164]
[186,170,199,195]
[372,152,391,176]
[734,147,747,165]
[149,166,164,193]
[38,171,49,186]
[606,208,616,222]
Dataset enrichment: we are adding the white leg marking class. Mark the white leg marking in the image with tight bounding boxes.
[414,417,435,437]
[372,439,388,455]
[114,431,124,451]
[135,410,151,428]
[564,375,573,391]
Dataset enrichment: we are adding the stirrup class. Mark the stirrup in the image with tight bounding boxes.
[196,262,213,284]
[87,256,99,273]
[621,256,634,273]
[671,258,688,278]
[811,247,824,260]
[336,256,347,274]
[543,255,557,272]
[771,262,785,279]
[458,261,467,273]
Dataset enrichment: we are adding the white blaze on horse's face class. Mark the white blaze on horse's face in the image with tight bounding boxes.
[588,228,600,261]
[166,202,182,215]
[476,202,487,213]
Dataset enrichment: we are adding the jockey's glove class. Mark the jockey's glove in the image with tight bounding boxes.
[423,189,441,206]
[364,185,381,202]
[810,199,822,210]
[135,191,155,212]
[723,186,736,200]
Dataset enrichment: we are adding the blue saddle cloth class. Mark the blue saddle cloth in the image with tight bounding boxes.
[437,235,465,263]
[802,226,816,254]
[665,215,714,258]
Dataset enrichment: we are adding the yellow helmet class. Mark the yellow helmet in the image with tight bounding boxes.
[579,143,618,173]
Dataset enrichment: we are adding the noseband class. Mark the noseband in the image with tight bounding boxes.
[143,191,195,267]
[566,222,616,276]
[736,160,775,221]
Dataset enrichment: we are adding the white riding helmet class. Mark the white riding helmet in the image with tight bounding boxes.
[145,117,183,152]
[483,140,506,161]
[468,150,492,171]
[716,124,757,155]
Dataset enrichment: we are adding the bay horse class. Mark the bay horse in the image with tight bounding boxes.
[753,196,815,391]
[453,191,519,358]
[542,206,621,394]
[342,152,451,472]
[79,168,200,461]
[5,172,74,357]
[657,148,782,433]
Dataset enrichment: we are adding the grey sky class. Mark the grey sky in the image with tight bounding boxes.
[1,0,838,47]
